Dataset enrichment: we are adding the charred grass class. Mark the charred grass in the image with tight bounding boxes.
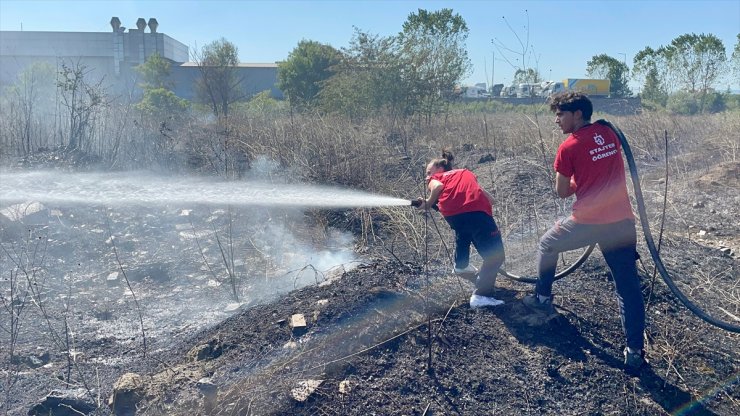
[1,111,739,415]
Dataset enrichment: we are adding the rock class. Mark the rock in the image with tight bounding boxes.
[109,373,147,416]
[339,379,353,394]
[291,379,323,402]
[0,201,48,239]
[692,201,704,208]
[290,314,307,328]
[197,378,218,412]
[188,338,223,361]
[106,271,120,286]
[29,388,96,416]
[126,262,171,282]
[224,302,242,312]
[478,153,495,164]
[720,247,733,256]
[11,350,50,369]
[0,201,46,223]
[290,314,308,336]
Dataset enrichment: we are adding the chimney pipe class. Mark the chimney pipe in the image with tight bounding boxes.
[110,17,121,32]
[147,18,158,33]
[136,18,146,31]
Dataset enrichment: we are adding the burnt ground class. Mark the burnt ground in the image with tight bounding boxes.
[1,149,739,416]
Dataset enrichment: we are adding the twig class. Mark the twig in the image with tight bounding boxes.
[645,129,669,313]
[105,216,147,358]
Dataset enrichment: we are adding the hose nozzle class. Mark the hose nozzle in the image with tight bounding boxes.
[410,199,422,207]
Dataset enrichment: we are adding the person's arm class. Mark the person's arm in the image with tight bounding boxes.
[555,172,576,198]
[421,179,443,210]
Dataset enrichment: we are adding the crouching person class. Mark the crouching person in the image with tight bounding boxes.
[415,150,505,309]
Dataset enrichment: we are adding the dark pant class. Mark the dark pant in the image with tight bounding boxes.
[445,211,505,297]
[536,217,645,350]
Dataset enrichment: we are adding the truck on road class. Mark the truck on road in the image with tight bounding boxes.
[541,79,611,97]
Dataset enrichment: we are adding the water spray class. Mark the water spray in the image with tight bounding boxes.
[0,171,411,209]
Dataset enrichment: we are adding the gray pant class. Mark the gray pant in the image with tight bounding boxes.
[536,217,645,350]
[445,211,505,298]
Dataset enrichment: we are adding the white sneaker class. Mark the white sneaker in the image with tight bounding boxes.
[454,264,478,275]
[469,294,504,308]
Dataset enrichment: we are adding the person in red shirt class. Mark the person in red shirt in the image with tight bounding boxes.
[523,92,646,375]
[415,150,505,309]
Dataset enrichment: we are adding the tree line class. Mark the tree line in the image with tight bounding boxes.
[0,8,738,161]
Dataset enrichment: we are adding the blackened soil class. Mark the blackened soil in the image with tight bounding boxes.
[3,152,739,416]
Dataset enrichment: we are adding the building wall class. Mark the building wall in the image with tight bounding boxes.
[0,27,281,101]
[170,64,282,101]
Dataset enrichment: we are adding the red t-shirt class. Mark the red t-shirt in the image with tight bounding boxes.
[554,123,635,224]
[430,169,492,217]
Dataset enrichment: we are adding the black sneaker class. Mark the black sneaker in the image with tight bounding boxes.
[624,348,646,376]
[522,293,556,315]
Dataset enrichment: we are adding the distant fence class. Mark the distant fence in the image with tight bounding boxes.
[463,97,643,116]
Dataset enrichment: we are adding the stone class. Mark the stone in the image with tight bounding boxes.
[109,373,147,416]
[291,379,323,402]
[29,388,96,416]
[290,314,306,328]
[339,379,353,394]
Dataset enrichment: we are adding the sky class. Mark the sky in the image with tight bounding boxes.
[1,0,739,91]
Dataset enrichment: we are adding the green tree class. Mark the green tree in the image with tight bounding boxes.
[665,33,726,94]
[319,29,405,120]
[194,38,242,118]
[512,68,541,85]
[633,46,674,93]
[641,67,668,107]
[277,40,342,109]
[135,52,172,89]
[586,54,632,97]
[135,87,189,117]
[397,8,472,119]
[134,53,188,118]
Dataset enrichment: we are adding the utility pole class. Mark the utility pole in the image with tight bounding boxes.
[619,52,627,67]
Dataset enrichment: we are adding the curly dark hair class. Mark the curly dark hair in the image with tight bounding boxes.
[548,91,593,120]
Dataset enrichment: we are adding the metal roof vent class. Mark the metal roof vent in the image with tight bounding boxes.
[147,18,158,33]
[136,18,146,31]
[110,17,121,32]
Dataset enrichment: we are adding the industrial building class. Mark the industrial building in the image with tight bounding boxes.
[0,17,281,100]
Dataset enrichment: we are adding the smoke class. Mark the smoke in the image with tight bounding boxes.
[0,156,379,357]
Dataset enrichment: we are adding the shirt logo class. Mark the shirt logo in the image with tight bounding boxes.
[593,133,605,146]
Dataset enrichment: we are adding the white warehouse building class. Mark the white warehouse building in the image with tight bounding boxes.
[0,17,281,99]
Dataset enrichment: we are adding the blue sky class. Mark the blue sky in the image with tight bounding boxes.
[1,0,738,91]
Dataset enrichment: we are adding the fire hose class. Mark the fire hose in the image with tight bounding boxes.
[411,119,740,333]
[598,119,740,333]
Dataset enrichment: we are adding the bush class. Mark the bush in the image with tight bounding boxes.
[666,91,730,115]
[720,92,740,112]
[135,87,190,117]
[666,91,699,115]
